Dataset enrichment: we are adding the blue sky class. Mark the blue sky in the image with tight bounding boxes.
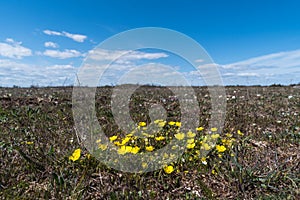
[0,0,300,86]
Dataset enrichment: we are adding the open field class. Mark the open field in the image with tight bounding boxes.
[0,85,299,199]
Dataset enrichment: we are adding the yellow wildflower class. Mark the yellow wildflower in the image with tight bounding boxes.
[211,134,220,139]
[168,121,176,125]
[211,127,218,132]
[109,135,118,142]
[142,132,150,137]
[114,141,122,146]
[237,130,244,136]
[69,148,81,161]
[212,169,217,175]
[163,165,174,174]
[131,146,140,154]
[225,133,233,137]
[175,122,181,127]
[196,127,204,131]
[174,132,185,140]
[121,137,131,145]
[145,146,155,152]
[155,136,165,141]
[187,131,196,138]
[138,122,146,127]
[187,138,194,144]
[216,145,226,153]
[125,146,133,153]
[222,138,235,147]
[158,121,166,127]
[187,142,195,149]
[201,157,207,165]
[26,141,34,145]
[202,143,211,150]
[118,146,127,155]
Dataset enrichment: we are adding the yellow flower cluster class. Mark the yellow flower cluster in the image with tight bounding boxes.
[66,120,244,175]
[117,146,140,155]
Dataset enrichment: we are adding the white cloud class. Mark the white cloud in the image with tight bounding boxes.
[116,63,185,86]
[44,41,59,48]
[46,64,75,70]
[77,62,187,86]
[62,31,87,43]
[185,49,300,85]
[236,72,259,77]
[222,72,234,76]
[88,49,126,60]
[43,49,83,59]
[0,39,32,59]
[43,29,87,42]
[219,49,300,79]
[5,38,15,43]
[195,59,204,63]
[5,38,22,45]
[124,51,168,60]
[223,49,300,69]
[0,59,77,87]
[0,59,28,70]
[220,49,300,85]
[1,45,299,87]
[88,49,168,63]
[43,30,62,36]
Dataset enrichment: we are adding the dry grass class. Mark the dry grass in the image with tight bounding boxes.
[0,85,299,199]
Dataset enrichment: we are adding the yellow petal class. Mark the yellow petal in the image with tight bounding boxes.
[69,148,81,161]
